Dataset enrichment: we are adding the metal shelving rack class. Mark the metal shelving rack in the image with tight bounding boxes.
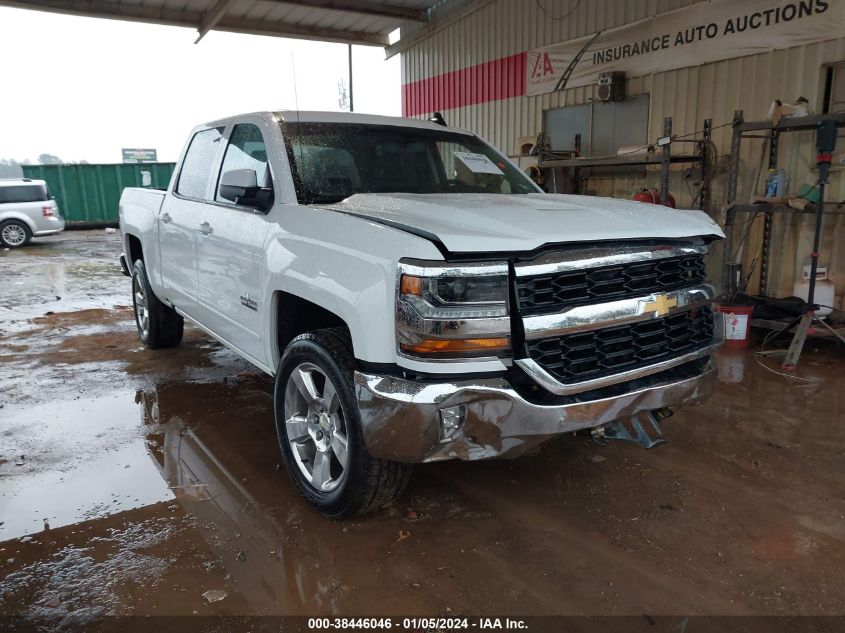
[538,116,713,212]
[722,110,845,295]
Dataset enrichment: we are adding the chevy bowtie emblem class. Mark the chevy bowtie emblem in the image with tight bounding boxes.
[643,293,678,317]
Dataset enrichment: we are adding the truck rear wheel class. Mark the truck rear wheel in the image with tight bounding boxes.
[274,328,411,517]
[131,259,184,349]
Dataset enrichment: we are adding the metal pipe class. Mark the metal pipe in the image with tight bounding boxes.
[348,44,354,112]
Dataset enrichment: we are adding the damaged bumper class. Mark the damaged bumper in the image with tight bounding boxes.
[354,359,716,463]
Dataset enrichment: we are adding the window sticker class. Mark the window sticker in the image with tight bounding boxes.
[453,151,505,175]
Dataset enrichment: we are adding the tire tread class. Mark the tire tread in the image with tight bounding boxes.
[132,259,183,349]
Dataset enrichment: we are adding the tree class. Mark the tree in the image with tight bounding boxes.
[0,158,23,178]
[38,153,63,165]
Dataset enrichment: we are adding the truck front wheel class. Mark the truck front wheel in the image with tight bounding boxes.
[274,329,411,517]
[131,259,184,349]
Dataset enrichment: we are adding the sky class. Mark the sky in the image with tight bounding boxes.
[0,6,401,164]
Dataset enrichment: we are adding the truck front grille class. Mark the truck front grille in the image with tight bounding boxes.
[525,306,715,384]
[516,253,706,314]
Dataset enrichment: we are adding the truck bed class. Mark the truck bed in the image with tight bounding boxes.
[119,188,165,229]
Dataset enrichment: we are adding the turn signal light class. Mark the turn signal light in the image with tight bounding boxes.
[400,274,424,296]
[400,337,509,356]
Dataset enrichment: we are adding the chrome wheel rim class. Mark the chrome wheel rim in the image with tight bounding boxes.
[133,274,150,340]
[284,362,349,493]
[2,224,26,247]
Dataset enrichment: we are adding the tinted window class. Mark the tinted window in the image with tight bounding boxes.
[216,124,272,202]
[176,127,223,199]
[283,122,538,204]
[0,184,49,204]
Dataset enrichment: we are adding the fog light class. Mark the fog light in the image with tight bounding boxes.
[439,405,466,442]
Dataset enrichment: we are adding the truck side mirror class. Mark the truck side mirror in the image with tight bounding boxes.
[219,169,260,203]
[220,168,274,212]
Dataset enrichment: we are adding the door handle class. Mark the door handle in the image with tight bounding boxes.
[199,222,213,235]
[160,212,172,224]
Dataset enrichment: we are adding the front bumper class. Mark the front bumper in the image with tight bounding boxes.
[355,358,716,463]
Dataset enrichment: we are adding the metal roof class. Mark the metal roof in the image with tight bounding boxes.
[0,0,441,46]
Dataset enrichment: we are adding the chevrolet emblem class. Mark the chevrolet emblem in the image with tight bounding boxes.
[643,294,678,317]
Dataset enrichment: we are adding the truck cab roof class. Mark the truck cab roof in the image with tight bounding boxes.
[204,110,473,136]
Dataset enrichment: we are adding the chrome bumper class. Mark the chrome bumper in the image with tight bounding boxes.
[354,358,716,463]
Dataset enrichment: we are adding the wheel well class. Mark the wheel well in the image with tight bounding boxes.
[276,292,350,356]
[126,234,143,264]
[1,216,35,232]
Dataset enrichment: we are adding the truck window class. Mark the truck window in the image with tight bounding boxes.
[216,124,272,202]
[176,127,224,200]
[0,184,50,204]
[283,122,538,204]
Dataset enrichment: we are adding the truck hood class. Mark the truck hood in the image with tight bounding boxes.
[321,193,724,253]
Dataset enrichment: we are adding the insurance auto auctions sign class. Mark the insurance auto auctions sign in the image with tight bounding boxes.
[526,0,845,96]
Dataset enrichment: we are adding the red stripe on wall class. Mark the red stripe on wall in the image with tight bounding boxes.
[402,52,526,117]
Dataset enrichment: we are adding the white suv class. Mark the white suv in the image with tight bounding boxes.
[0,178,65,248]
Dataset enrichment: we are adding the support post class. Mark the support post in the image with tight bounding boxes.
[722,110,744,293]
[660,116,672,205]
[700,118,712,213]
[348,44,354,112]
[759,128,779,297]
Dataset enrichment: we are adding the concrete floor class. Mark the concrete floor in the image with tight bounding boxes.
[2,232,845,628]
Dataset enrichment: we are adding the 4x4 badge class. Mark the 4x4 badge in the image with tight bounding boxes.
[240,295,258,311]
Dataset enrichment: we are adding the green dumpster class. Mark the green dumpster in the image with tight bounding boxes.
[21,163,176,225]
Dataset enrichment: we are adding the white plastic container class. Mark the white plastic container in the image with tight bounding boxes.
[793,265,836,317]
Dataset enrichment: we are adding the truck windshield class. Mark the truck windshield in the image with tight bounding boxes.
[282,122,538,204]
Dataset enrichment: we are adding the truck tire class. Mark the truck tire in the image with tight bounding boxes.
[0,220,32,248]
[131,259,184,349]
[274,328,412,517]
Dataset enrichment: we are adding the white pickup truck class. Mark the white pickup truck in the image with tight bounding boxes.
[119,111,723,517]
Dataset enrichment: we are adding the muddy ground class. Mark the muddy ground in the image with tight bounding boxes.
[1,232,845,629]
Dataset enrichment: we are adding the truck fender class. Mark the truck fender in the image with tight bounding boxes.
[262,213,444,371]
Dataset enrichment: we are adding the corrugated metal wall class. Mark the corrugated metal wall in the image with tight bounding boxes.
[400,0,845,302]
[22,163,175,224]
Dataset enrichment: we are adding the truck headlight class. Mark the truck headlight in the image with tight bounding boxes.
[396,260,511,360]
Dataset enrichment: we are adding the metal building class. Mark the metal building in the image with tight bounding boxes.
[4,0,844,302]
[394,0,845,301]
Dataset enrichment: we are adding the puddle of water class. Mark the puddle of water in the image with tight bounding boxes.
[0,233,128,323]
[0,393,174,541]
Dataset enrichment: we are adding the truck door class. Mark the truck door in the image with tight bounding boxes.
[195,122,271,367]
[159,126,224,316]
